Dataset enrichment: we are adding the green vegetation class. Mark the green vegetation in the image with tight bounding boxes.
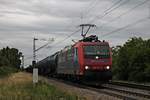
[0,46,22,77]
[112,37,150,82]
[0,72,81,100]
[0,81,77,100]
[0,66,18,77]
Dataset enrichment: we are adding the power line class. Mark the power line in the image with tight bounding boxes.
[35,38,54,52]
[53,1,98,41]
[61,0,96,35]
[82,0,122,19]
[104,0,123,14]
[63,1,99,34]
[51,29,81,47]
[101,17,149,37]
[105,0,129,14]
[88,0,130,24]
[24,24,80,64]
[81,0,123,24]
[80,0,123,34]
[33,1,97,50]
[99,0,150,29]
[63,0,118,35]
[81,0,99,18]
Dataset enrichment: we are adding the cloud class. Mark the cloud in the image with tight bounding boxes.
[0,0,150,66]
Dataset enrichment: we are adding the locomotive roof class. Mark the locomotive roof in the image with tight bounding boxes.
[60,35,109,52]
[73,41,109,47]
[59,41,109,52]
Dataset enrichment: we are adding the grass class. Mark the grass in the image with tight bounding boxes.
[0,72,79,100]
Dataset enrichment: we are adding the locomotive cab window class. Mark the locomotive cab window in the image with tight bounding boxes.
[83,45,110,59]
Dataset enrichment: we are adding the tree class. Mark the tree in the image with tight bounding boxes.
[112,37,150,82]
[0,46,22,69]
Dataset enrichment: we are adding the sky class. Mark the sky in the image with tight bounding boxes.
[0,0,150,67]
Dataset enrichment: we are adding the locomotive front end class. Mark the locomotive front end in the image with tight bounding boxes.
[82,42,112,81]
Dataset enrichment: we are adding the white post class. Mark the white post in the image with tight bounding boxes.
[33,68,38,83]
[33,37,38,84]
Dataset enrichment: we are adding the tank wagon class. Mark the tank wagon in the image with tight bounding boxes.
[35,52,58,76]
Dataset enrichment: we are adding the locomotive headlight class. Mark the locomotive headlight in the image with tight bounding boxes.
[85,66,89,70]
[95,56,99,59]
[106,66,110,70]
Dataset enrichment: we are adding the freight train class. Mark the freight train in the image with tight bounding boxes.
[26,35,112,83]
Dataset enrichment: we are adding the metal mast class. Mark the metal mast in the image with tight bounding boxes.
[33,37,38,68]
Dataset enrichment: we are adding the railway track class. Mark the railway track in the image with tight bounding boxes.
[110,81,150,91]
[101,83,150,100]
[47,77,150,100]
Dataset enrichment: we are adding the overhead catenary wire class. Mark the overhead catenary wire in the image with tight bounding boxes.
[101,17,149,37]
[50,0,123,46]
[81,0,100,18]
[103,0,123,14]
[81,0,123,24]
[99,0,150,29]
[59,1,99,37]
[64,1,99,32]
[24,29,83,66]
[81,0,124,34]
[88,0,130,24]
[105,0,129,14]
[33,0,125,51]
[35,41,52,52]
[56,1,96,36]
[82,0,123,19]
[67,0,123,29]
[57,0,132,43]
[51,29,81,47]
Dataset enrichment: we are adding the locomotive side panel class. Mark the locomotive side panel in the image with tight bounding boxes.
[57,47,80,75]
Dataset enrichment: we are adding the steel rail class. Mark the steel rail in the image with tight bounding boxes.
[101,84,150,99]
[110,81,150,91]
[46,77,144,100]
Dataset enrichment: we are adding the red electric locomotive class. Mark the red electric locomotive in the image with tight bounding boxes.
[57,35,112,82]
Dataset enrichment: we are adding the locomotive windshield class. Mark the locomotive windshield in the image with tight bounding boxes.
[84,45,110,59]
